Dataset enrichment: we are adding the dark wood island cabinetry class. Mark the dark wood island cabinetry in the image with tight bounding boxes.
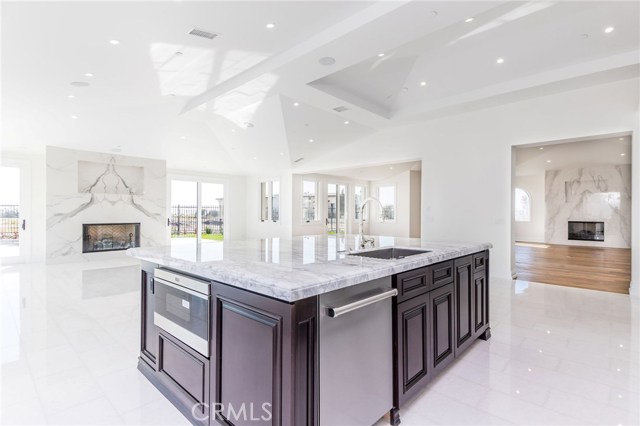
[136,248,490,426]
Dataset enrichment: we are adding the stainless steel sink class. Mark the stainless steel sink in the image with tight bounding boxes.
[349,248,431,260]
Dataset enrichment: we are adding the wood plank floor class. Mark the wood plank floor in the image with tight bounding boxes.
[515,242,631,294]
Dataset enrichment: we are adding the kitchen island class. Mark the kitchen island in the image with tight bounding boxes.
[129,235,492,426]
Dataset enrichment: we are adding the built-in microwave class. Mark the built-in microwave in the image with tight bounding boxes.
[153,268,210,357]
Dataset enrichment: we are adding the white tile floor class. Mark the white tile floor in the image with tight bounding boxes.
[1,259,639,425]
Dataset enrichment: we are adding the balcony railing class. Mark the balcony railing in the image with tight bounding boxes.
[171,205,223,238]
[0,204,19,240]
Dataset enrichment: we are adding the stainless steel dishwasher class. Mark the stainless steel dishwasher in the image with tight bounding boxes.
[320,277,396,425]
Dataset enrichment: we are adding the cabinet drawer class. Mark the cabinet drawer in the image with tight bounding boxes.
[395,267,429,302]
[158,332,209,409]
[430,261,454,290]
[473,252,486,272]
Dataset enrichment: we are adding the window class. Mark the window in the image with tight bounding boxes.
[378,185,396,221]
[260,181,279,222]
[515,188,531,222]
[302,180,318,222]
[354,186,366,220]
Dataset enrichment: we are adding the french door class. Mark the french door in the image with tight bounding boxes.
[327,183,348,236]
[0,160,30,264]
[169,179,224,244]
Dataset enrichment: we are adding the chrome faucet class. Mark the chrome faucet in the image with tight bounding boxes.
[358,197,385,249]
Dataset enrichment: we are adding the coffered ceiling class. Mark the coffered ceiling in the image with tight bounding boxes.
[1,1,638,175]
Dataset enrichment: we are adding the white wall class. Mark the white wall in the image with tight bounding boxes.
[299,78,640,296]
[246,173,293,239]
[514,174,546,243]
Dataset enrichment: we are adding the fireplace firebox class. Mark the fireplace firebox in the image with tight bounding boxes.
[568,221,604,242]
[83,223,140,253]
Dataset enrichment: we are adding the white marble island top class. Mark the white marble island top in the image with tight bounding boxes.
[127,235,492,302]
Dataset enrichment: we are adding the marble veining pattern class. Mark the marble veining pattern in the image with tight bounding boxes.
[78,159,144,195]
[128,235,492,302]
[545,165,631,248]
[46,146,167,263]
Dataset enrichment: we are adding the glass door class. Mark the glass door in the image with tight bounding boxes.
[327,183,348,236]
[0,161,30,264]
[200,183,224,242]
[169,179,224,246]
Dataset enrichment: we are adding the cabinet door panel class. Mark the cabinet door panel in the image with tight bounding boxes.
[217,299,280,426]
[454,257,474,353]
[474,272,487,334]
[396,294,429,405]
[430,283,454,372]
[141,268,157,365]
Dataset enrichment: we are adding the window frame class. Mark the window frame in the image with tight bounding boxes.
[514,187,531,223]
[377,184,397,223]
[301,179,320,224]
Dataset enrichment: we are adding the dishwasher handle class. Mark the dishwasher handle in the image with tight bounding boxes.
[327,288,398,318]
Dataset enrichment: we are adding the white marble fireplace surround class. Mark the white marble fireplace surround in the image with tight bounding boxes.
[46,146,167,263]
[545,165,631,248]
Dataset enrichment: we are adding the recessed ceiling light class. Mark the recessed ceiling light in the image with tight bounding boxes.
[279,152,284,156]
[465,17,474,23]
[265,23,276,29]
[496,57,505,64]
[67,95,75,99]
[71,115,78,119]
[389,167,394,170]
[293,102,299,107]
[546,160,551,163]
[318,57,336,66]
[378,53,385,57]
[253,156,258,160]
[420,81,427,86]
[344,120,350,125]
[619,137,624,140]
[231,129,236,133]
[109,39,120,45]
[84,73,94,77]
[604,26,615,34]
[621,153,626,157]
[180,136,186,140]
[308,139,314,143]
[539,147,544,150]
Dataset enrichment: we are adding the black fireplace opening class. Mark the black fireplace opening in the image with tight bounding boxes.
[568,221,604,242]
[83,223,141,253]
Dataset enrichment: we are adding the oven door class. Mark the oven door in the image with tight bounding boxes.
[153,277,210,356]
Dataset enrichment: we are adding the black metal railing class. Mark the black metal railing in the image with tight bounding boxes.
[171,205,223,237]
[0,204,19,239]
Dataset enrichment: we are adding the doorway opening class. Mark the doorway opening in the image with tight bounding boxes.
[512,133,632,294]
[0,160,30,263]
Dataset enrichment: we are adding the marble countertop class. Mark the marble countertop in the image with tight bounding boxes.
[127,235,492,302]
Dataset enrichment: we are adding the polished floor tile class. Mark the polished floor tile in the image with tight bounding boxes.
[2,259,639,426]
